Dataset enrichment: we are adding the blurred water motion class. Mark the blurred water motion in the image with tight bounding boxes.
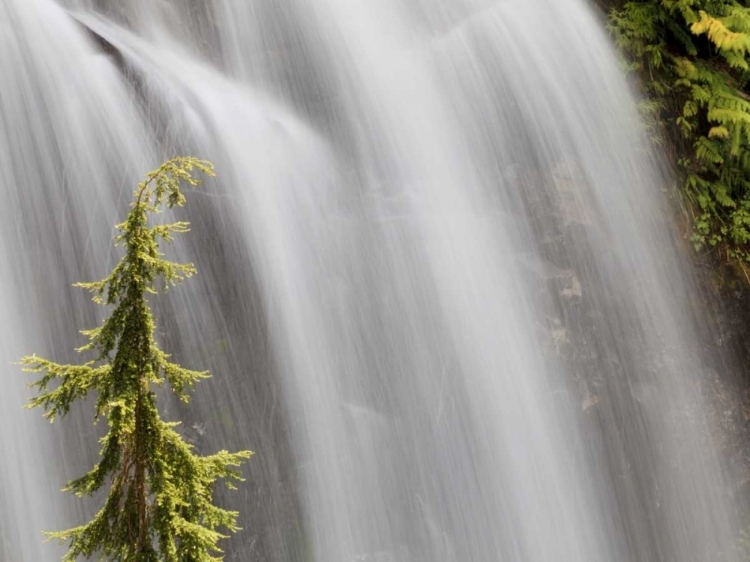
[0,0,741,560]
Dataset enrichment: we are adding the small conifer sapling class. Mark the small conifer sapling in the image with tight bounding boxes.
[20,157,252,562]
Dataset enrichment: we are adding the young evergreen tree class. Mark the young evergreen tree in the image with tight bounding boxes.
[20,157,252,562]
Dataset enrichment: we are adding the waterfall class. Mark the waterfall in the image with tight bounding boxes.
[0,0,741,560]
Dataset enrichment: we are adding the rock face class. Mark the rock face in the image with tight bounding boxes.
[690,264,750,506]
[515,151,750,557]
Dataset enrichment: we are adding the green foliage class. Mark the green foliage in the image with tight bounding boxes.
[610,0,750,267]
[20,157,253,561]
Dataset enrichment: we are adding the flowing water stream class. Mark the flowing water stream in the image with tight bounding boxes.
[0,0,743,560]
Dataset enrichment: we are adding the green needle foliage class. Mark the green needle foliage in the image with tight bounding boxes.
[20,157,253,562]
[610,0,750,272]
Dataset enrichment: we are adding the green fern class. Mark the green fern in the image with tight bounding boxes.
[611,0,750,267]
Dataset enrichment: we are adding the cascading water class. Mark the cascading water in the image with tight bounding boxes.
[0,0,743,560]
